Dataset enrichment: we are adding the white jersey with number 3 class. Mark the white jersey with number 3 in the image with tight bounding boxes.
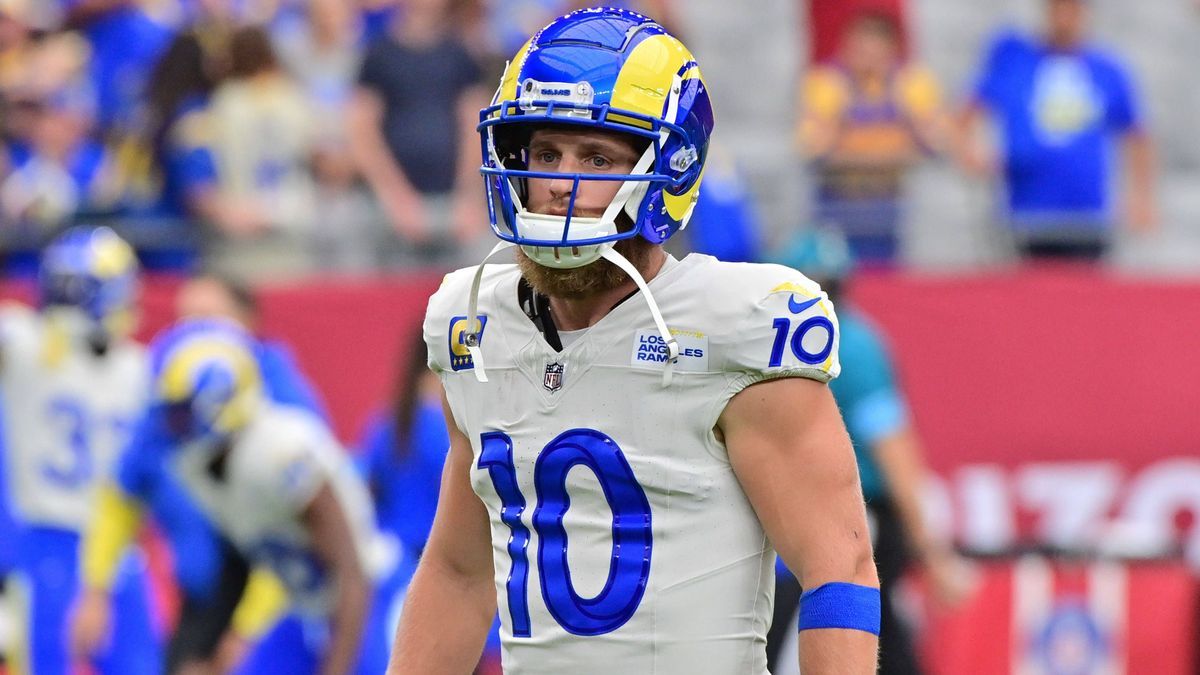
[425,253,841,674]
[0,305,148,532]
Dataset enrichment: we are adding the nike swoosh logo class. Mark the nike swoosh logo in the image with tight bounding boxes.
[788,295,821,314]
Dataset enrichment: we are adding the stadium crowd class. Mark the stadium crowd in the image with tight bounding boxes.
[0,0,1193,673]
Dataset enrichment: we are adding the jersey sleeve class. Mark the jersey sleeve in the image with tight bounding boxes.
[723,266,841,393]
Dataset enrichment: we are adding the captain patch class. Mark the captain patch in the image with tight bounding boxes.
[448,315,488,371]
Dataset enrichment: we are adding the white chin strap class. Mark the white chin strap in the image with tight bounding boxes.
[464,241,516,383]
[599,247,679,387]
[463,241,679,387]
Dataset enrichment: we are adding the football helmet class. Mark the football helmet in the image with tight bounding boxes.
[479,7,715,269]
[38,225,139,348]
[150,318,263,441]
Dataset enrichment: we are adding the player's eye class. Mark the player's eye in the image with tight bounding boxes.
[587,155,612,170]
[533,150,558,166]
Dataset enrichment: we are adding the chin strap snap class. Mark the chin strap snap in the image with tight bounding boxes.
[464,241,516,383]
[599,248,678,387]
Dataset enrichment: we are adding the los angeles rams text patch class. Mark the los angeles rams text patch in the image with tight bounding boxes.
[630,328,709,372]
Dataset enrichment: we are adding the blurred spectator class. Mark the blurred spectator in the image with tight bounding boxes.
[269,0,385,272]
[958,0,1156,261]
[347,0,489,267]
[798,10,948,266]
[765,228,974,675]
[61,0,174,137]
[272,0,361,153]
[0,85,117,232]
[0,34,120,242]
[204,24,318,279]
[129,29,225,269]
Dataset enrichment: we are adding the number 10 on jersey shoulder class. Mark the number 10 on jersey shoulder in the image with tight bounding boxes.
[478,429,653,638]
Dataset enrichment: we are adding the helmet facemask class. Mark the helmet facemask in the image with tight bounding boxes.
[479,77,700,270]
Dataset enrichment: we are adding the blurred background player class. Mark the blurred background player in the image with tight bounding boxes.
[0,226,161,674]
[765,229,975,675]
[75,318,392,674]
[957,0,1157,260]
[71,275,335,673]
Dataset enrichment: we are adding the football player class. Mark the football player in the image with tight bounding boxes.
[0,226,161,674]
[390,8,879,674]
[75,319,392,674]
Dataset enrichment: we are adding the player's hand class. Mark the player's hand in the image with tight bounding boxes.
[921,548,977,609]
[69,588,113,660]
[214,630,251,673]
[382,189,431,244]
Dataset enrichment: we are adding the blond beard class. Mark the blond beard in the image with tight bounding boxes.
[516,236,657,300]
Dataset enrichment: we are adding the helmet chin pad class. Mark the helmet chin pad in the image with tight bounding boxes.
[520,241,615,269]
[512,211,623,269]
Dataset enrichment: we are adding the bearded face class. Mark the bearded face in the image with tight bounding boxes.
[516,235,656,300]
[518,126,656,299]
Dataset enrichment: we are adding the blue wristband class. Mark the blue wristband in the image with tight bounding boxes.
[797,582,881,635]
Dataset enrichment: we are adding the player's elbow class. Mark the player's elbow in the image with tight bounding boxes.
[798,527,879,592]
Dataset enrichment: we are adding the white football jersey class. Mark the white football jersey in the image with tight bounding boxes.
[424,254,840,674]
[173,402,387,616]
[0,305,148,531]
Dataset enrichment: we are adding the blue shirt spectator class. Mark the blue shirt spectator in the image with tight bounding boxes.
[973,29,1138,224]
[960,0,1157,259]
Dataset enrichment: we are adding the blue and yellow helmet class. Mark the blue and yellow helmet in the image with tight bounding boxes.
[150,318,264,440]
[479,7,715,268]
[38,225,138,333]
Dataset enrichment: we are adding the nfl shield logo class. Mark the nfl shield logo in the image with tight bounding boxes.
[543,362,564,392]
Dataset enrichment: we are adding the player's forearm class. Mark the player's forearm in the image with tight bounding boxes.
[320,565,371,675]
[799,628,880,674]
[1124,131,1155,193]
[796,528,880,674]
[388,554,496,674]
[82,483,143,591]
[874,429,939,557]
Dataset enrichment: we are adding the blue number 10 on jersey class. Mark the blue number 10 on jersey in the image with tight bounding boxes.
[479,429,653,637]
